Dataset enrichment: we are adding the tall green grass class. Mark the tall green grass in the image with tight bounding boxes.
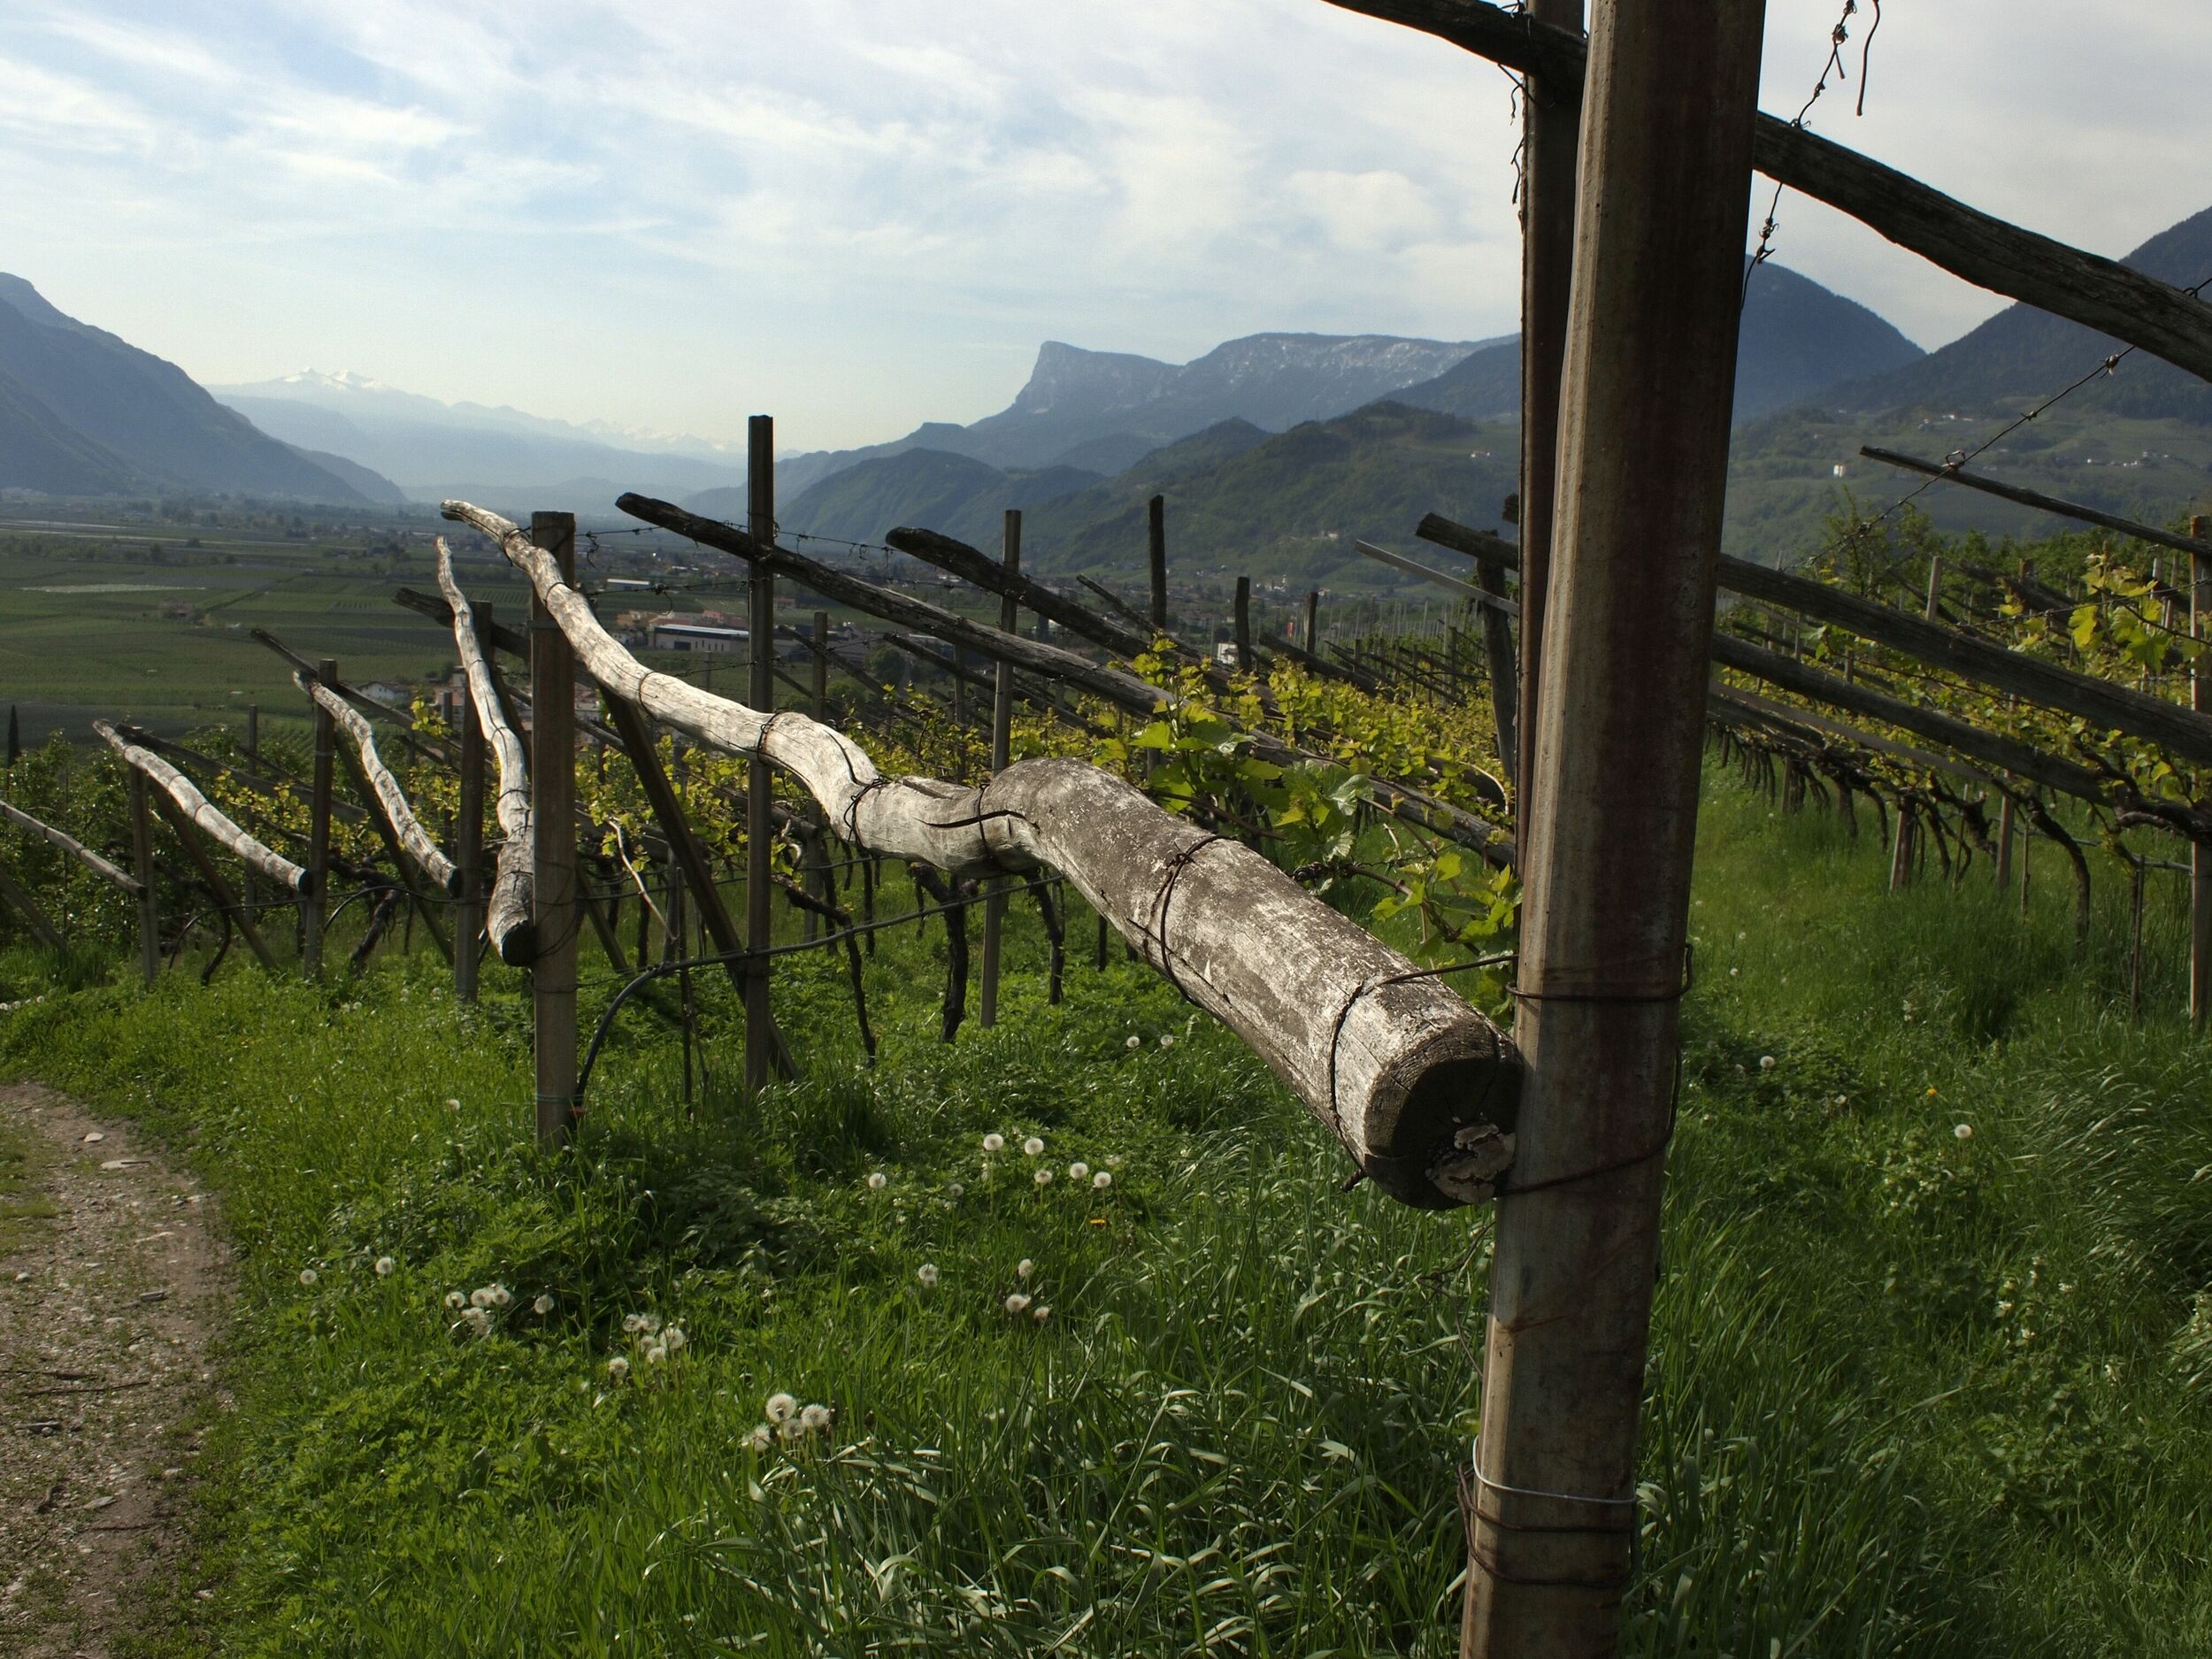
[4,772,2208,1655]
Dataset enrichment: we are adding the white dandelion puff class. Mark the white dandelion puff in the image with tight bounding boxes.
[1955,1123,1974,1141]
[622,1313,645,1334]
[642,1340,667,1364]
[1033,1168,1053,1187]
[800,1403,832,1433]
[608,1356,630,1381]
[1125,1034,1141,1049]
[766,1392,798,1424]
[488,1285,511,1310]
[982,1133,1005,1153]
[779,1418,806,1442]
[1158,1034,1174,1048]
[445,1290,467,1310]
[1023,1136,1044,1156]
[299,1268,319,1286]
[917,1263,940,1288]
[1068,1162,1089,1181]
[1758,1055,1776,1071]
[373,1256,396,1278]
[533,1294,555,1316]
[641,1312,662,1335]
[948,1183,965,1199]
[664,1326,687,1352]
[1017,1259,1034,1280]
[747,1424,773,1452]
[1004,1293,1033,1315]
[445,1098,460,1111]
[1032,1305,1051,1325]
[1093,1171,1112,1189]
[462,1306,491,1336]
[866,1171,887,1191]
[470,1287,494,1310]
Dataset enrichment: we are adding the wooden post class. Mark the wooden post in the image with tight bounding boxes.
[1304,589,1320,654]
[1514,0,1584,850]
[745,416,777,1094]
[812,611,830,718]
[530,512,580,1149]
[1924,555,1945,620]
[1233,575,1253,672]
[979,510,1021,1028]
[2192,516,2209,1029]
[1994,793,2016,892]
[455,609,488,1002]
[1147,495,1168,634]
[303,659,337,975]
[129,772,157,986]
[1890,803,1916,891]
[241,703,258,926]
[1471,554,1519,786]
[1463,2,1767,1651]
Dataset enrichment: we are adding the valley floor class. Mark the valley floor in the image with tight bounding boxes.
[1,771,2208,1656]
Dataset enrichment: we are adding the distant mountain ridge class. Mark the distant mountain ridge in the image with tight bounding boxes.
[0,275,394,503]
[772,331,1497,497]
[211,369,746,504]
[1393,261,1924,426]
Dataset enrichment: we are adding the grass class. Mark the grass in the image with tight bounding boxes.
[2,771,2210,1655]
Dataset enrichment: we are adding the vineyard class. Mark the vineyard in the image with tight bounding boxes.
[4,1,2212,1655]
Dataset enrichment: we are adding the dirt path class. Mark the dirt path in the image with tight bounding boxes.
[0,1082,232,1658]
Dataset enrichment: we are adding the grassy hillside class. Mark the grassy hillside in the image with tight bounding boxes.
[4,771,2208,1655]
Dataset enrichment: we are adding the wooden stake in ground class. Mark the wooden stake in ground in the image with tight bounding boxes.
[530,512,580,1148]
[304,657,337,976]
[1514,0,1581,845]
[129,772,157,986]
[2193,516,2209,1031]
[1304,589,1320,654]
[980,510,1023,1029]
[1233,575,1253,672]
[455,621,487,1002]
[1463,1,1766,1651]
[746,418,778,1092]
[1148,495,1168,634]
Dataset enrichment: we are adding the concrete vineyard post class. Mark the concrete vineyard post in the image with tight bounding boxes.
[304,657,337,976]
[129,771,157,986]
[1148,495,1168,634]
[1463,1,1768,1651]
[455,605,488,1002]
[979,510,1021,1028]
[745,416,776,1094]
[530,512,580,1149]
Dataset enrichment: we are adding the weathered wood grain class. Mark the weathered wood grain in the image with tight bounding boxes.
[95,721,307,892]
[435,538,536,964]
[296,675,460,895]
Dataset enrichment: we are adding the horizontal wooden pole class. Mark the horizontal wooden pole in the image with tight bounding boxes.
[1860,448,2212,561]
[1355,539,1520,617]
[1325,0,2212,384]
[96,720,308,892]
[1709,686,1993,787]
[888,526,1151,659]
[0,795,142,894]
[119,727,367,827]
[394,586,531,657]
[453,496,1521,1209]
[1425,511,2212,767]
[296,674,461,895]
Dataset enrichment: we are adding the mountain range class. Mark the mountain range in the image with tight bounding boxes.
[0,275,396,504]
[210,371,746,506]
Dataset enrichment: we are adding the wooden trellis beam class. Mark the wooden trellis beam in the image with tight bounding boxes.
[436,540,536,965]
[95,721,307,894]
[1860,448,2212,562]
[0,795,142,894]
[447,496,1523,1210]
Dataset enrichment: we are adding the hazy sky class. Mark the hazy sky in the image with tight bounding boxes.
[4,1,2207,453]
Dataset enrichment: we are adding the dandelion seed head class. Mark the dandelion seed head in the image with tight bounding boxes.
[948,1183,964,1199]
[1023,1136,1044,1156]
[1068,1162,1089,1180]
[766,1392,798,1423]
[1017,1259,1034,1279]
[1758,1055,1776,1071]
[373,1256,396,1278]
[444,1290,466,1310]
[1158,1034,1174,1048]
[462,1307,490,1336]
[470,1287,494,1310]
[1093,1171,1112,1189]
[1032,1305,1051,1324]
[800,1403,831,1432]
[665,1326,687,1351]
[778,1418,805,1442]
[747,1424,773,1452]
[608,1356,630,1381]
[917,1263,939,1288]
[1034,1168,1052,1186]
[1955,1122,1973,1141]
[622,1313,645,1334]
[445,1098,460,1111]
[981,1133,1004,1153]
[641,1312,662,1335]
[642,1340,667,1364]
[533,1294,555,1316]
[866,1171,887,1191]
[1004,1293,1032,1315]
[488,1285,511,1309]
[299,1268,319,1286]
[1125,1035,1141,1049]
